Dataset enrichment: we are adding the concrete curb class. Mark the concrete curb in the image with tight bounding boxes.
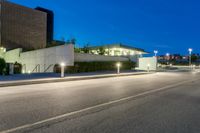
[0,72,154,87]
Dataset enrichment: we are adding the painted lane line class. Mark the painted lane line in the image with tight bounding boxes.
[1,78,199,133]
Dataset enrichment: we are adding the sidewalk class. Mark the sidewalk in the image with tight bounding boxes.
[0,71,153,87]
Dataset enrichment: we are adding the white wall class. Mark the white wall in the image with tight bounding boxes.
[137,57,157,71]
[4,44,74,73]
[75,53,129,62]
[4,48,22,63]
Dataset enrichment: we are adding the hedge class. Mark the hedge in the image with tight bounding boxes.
[54,61,135,73]
[0,58,6,75]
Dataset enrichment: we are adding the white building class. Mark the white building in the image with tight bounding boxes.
[88,43,148,57]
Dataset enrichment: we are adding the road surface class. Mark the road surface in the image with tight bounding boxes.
[0,72,200,133]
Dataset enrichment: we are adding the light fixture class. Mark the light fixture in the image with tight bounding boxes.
[60,62,66,78]
[166,53,170,56]
[116,62,121,74]
[116,62,121,67]
[0,47,6,52]
[60,62,65,67]
[188,48,193,53]
[154,50,158,56]
[22,70,25,74]
[188,48,193,66]
[28,70,31,74]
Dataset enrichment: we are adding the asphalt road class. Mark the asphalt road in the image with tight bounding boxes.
[0,72,200,133]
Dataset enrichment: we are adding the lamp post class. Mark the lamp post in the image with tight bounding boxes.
[154,50,158,70]
[60,62,65,78]
[116,62,121,74]
[166,53,170,65]
[188,48,193,66]
[154,50,158,57]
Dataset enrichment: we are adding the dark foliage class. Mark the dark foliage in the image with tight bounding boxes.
[0,58,6,75]
[14,62,22,74]
[54,61,135,73]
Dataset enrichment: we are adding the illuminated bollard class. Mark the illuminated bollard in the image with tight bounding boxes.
[60,62,66,78]
[188,48,193,67]
[116,63,121,74]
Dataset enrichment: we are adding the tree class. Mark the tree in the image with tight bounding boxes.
[97,47,106,55]
[66,38,76,45]
[191,54,198,62]
[82,43,90,53]
[70,38,76,45]
[74,47,81,53]
[0,58,6,75]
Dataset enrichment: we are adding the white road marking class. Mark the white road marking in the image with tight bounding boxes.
[0,78,199,133]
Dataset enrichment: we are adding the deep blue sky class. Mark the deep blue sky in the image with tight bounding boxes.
[10,0,200,55]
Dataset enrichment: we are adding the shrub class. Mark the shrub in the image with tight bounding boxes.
[0,58,6,75]
[54,61,135,73]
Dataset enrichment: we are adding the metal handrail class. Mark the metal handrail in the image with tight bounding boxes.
[44,64,53,72]
[32,64,40,73]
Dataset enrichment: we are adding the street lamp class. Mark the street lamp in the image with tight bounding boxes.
[116,62,121,74]
[188,48,193,66]
[154,50,158,57]
[60,62,66,78]
[166,53,170,65]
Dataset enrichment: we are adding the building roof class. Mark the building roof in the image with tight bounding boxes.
[89,43,148,53]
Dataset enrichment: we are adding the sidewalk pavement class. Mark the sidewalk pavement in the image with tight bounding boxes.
[0,71,153,87]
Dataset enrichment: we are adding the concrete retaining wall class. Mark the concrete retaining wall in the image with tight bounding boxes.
[4,44,74,73]
[4,48,22,63]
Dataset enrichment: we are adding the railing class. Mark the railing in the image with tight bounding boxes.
[44,64,54,73]
[32,64,40,73]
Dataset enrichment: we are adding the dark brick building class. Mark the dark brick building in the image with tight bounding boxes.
[0,0,47,50]
[35,7,54,45]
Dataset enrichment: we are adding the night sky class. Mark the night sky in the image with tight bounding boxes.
[10,0,200,55]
